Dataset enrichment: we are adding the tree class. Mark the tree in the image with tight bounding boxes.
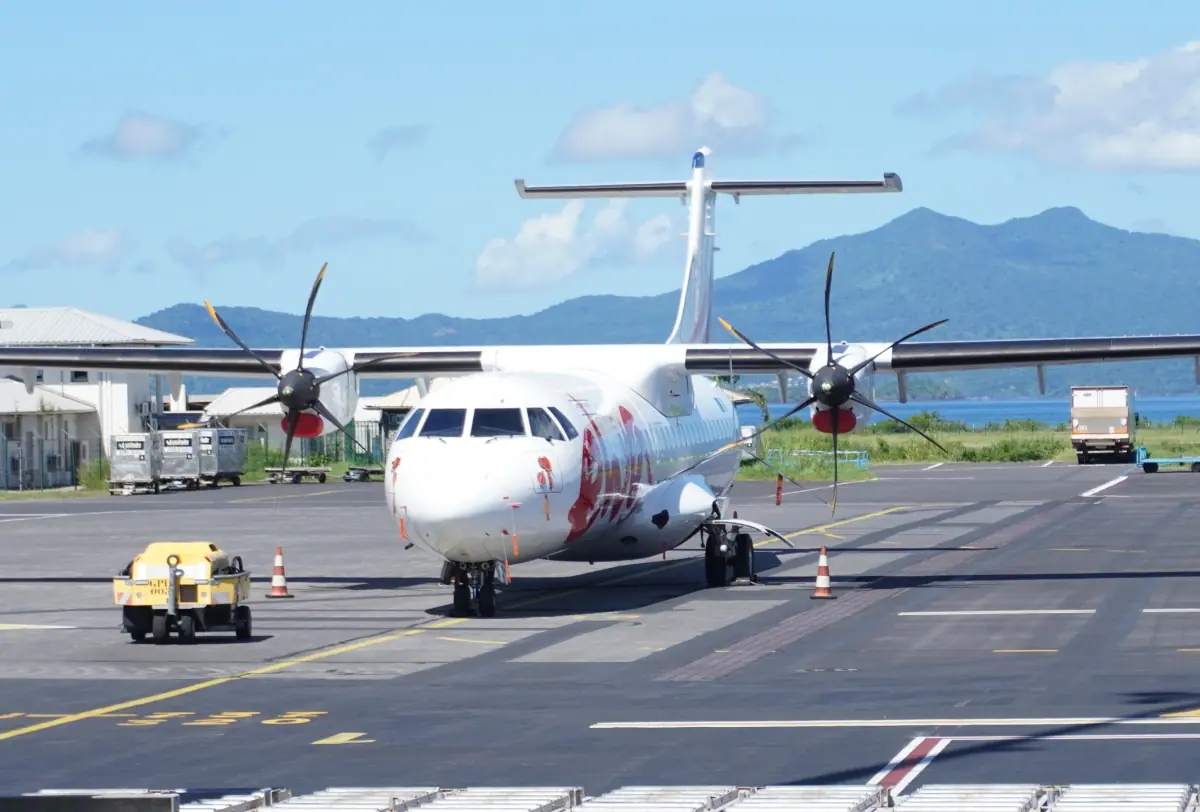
[712,375,769,424]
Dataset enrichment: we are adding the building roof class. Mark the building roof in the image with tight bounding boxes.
[0,307,193,347]
[0,378,98,414]
[203,387,282,418]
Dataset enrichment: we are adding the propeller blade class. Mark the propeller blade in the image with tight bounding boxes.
[850,391,950,455]
[312,351,420,387]
[297,262,328,369]
[311,399,370,457]
[823,252,835,364]
[181,393,283,429]
[204,301,281,380]
[830,407,840,514]
[280,408,300,474]
[848,318,949,377]
[717,317,814,380]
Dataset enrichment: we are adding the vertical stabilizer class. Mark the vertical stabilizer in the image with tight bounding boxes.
[665,147,715,345]
[513,149,902,346]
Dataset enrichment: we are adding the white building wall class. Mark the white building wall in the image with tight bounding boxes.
[31,370,185,454]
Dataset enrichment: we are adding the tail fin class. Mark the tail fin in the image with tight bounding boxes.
[513,148,902,346]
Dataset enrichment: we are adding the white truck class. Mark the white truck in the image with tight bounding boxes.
[1070,385,1135,464]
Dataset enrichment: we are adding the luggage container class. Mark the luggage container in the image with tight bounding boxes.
[158,429,201,489]
[198,428,247,487]
[107,433,162,495]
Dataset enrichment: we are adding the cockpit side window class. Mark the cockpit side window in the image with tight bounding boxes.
[527,407,565,441]
[470,408,526,437]
[418,408,467,437]
[548,406,579,440]
[395,408,424,440]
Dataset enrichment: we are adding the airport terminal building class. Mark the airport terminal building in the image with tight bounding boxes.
[0,307,192,490]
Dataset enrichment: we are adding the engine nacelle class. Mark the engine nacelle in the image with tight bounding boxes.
[275,347,359,438]
[805,342,877,435]
[636,475,718,535]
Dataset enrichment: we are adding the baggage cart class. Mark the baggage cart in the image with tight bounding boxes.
[107,433,162,495]
[158,429,202,490]
[198,428,247,487]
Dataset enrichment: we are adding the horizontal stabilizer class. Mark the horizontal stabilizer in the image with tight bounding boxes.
[514,180,688,198]
[711,174,902,197]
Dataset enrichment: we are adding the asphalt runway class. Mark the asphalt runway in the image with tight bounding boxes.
[3,460,1200,798]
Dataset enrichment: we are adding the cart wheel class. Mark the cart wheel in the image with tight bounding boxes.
[130,630,145,642]
[152,481,160,494]
[232,475,241,486]
[234,605,252,640]
[179,614,196,644]
[292,473,302,484]
[152,613,169,644]
[318,472,327,484]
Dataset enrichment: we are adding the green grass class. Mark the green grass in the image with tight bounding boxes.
[737,411,1200,470]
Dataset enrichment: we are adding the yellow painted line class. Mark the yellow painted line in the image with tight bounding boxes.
[756,505,916,548]
[0,628,427,742]
[1179,649,1200,653]
[0,713,21,720]
[1162,708,1200,717]
[313,732,374,744]
[993,649,1057,653]
[230,489,341,504]
[436,636,505,645]
[426,617,470,629]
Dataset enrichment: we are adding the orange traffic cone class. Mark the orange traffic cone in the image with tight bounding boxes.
[267,545,293,599]
[811,545,835,600]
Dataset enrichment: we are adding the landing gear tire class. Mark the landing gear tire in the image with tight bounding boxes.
[732,532,754,582]
[704,527,730,588]
[477,582,496,618]
[452,582,472,617]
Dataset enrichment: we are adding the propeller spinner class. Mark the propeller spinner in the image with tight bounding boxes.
[180,263,414,473]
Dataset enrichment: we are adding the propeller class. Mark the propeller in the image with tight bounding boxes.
[179,262,416,472]
[670,251,950,514]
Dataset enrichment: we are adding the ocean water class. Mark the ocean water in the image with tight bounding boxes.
[735,395,1200,428]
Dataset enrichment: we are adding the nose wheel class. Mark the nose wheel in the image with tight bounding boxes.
[450,562,497,618]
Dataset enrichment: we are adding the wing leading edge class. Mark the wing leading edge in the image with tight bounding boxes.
[2,334,1200,380]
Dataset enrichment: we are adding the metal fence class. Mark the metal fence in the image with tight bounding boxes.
[280,422,389,468]
[0,435,106,491]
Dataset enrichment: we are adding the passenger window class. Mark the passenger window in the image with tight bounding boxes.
[471,408,526,437]
[548,406,579,440]
[419,408,467,437]
[395,408,423,440]
[528,408,565,441]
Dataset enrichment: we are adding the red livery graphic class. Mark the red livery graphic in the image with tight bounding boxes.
[565,399,655,543]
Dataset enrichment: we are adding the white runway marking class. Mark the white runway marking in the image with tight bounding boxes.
[1144,608,1200,613]
[921,462,944,471]
[897,609,1095,616]
[1080,476,1127,497]
[1041,460,1055,467]
[591,716,1200,729]
[0,624,77,631]
[868,736,950,795]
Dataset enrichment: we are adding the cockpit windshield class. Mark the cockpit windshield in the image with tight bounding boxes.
[470,408,525,437]
[417,408,467,437]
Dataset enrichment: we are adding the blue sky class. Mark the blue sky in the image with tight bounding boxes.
[1,1,1196,323]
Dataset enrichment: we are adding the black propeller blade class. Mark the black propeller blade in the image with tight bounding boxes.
[721,251,950,513]
[182,263,417,471]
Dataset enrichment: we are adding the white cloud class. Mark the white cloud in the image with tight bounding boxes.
[167,215,432,272]
[554,72,799,162]
[475,201,676,289]
[2,227,132,272]
[79,111,212,161]
[368,124,429,162]
[899,41,1200,171]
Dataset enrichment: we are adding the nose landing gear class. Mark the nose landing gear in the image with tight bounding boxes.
[449,561,497,618]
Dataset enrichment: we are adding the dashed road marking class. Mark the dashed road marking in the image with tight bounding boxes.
[1080,476,1127,497]
[313,732,374,744]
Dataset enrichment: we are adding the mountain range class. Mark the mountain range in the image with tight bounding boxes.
[135,206,1200,401]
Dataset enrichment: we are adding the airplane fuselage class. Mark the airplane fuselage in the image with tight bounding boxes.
[384,369,745,567]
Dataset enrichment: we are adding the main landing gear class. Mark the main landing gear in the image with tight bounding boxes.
[444,561,497,618]
[701,511,755,588]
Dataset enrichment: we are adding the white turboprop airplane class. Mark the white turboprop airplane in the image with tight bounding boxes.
[4,145,1200,618]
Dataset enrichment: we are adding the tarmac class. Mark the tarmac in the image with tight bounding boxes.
[2,459,1200,798]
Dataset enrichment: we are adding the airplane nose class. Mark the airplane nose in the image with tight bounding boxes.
[389,443,522,563]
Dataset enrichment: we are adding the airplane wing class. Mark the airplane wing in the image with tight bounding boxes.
[681,335,1200,377]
